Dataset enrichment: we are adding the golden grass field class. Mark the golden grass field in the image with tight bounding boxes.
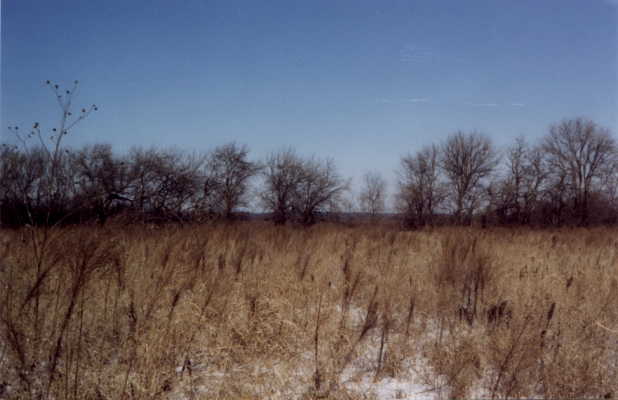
[1,223,617,399]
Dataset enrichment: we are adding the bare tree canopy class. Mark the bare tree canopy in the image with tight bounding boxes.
[0,145,48,225]
[259,148,306,224]
[71,143,133,224]
[441,131,498,224]
[5,80,98,225]
[127,147,204,220]
[202,142,261,219]
[542,117,617,224]
[358,171,387,217]
[294,156,348,224]
[259,148,348,225]
[396,144,445,227]
[488,137,547,225]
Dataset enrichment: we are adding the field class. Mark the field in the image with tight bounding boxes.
[1,223,617,399]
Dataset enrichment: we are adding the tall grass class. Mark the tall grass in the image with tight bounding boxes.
[1,223,616,399]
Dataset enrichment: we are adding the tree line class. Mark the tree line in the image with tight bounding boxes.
[396,120,617,227]
[2,82,617,227]
[0,141,351,226]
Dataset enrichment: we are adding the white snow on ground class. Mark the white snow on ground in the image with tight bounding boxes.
[339,330,438,400]
[169,307,489,400]
[0,307,491,400]
[169,303,479,399]
[347,376,435,400]
[171,352,443,400]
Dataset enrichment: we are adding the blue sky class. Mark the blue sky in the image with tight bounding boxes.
[2,0,617,191]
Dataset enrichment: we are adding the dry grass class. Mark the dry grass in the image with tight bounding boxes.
[0,222,617,399]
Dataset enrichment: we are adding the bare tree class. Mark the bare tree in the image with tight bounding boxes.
[259,148,348,225]
[489,137,547,225]
[293,156,349,225]
[519,143,547,223]
[358,171,387,218]
[396,144,445,227]
[596,155,618,222]
[542,117,617,225]
[6,80,97,225]
[0,145,47,225]
[202,143,260,219]
[127,147,204,221]
[71,144,133,223]
[441,131,498,225]
[259,149,306,224]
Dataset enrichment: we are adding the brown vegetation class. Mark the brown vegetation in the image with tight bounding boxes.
[1,223,616,399]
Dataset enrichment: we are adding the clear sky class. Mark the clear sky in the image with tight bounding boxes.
[2,0,617,191]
